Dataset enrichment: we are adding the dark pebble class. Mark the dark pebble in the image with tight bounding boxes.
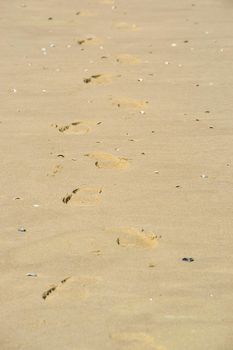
[182,257,194,262]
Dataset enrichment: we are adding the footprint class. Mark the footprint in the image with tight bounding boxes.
[85,152,129,169]
[42,277,70,300]
[47,164,63,177]
[62,186,102,206]
[110,227,159,248]
[116,54,141,65]
[115,22,140,31]
[53,121,91,135]
[83,73,115,85]
[42,276,100,301]
[110,331,161,350]
[112,98,149,109]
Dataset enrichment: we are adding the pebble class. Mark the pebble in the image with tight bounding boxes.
[33,204,40,207]
[171,43,177,47]
[140,110,145,115]
[182,257,194,262]
[201,174,208,179]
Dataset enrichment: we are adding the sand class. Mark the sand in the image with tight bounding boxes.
[1,0,233,349]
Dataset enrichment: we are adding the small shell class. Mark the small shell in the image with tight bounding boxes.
[26,272,37,277]
[18,227,26,232]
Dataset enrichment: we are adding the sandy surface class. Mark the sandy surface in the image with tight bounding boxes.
[1,0,233,349]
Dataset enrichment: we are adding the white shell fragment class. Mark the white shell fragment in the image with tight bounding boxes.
[26,272,37,277]
[18,227,26,232]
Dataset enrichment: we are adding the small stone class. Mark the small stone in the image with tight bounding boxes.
[201,174,208,179]
[33,204,40,207]
[182,257,194,262]
[171,43,177,47]
[140,110,145,115]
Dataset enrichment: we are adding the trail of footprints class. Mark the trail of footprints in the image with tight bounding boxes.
[46,20,160,305]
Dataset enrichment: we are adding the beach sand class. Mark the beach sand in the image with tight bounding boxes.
[1,0,233,349]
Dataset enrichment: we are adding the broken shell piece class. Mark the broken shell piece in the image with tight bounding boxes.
[18,227,26,232]
[26,272,37,277]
